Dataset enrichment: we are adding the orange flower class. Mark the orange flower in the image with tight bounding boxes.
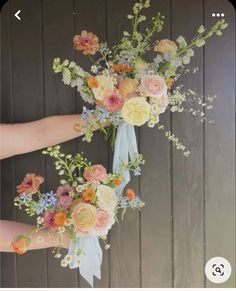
[113,177,122,187]
[16,173,44,195]
[11,235,30,254]
[166,78,174,89]
[125,188,135,201]
[87,76,99,88]
[54,212,67,226]
[82,186,96,202]
[73,31,100,55]
[111,64,131,72]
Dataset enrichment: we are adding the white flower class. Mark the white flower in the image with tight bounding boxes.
[62,68,71,85]
[197,25,205,33]
[96,185,118,213]
[70,78,84,89]
[91,65,98,74]
[57,227,65,234]
[55,253,62,259]
[37,216,44,225]
[61,259,68,267]
[64,254,72,264]
[105,244,110,250]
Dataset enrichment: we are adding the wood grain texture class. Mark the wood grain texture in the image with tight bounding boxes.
[171,0,205,287]
[42,0,78,287]
[204,0,235,287]
[0,0,235,288]
[139,0,172,287]
[9,0,47,287]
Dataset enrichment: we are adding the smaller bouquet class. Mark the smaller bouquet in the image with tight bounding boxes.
[12,146,144,286]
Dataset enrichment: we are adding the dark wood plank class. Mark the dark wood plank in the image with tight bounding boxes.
[42,0,78,287]
[74,0,108,287]
[204,0,235,287]
[0,3,17,287]
[171,0,205,287]
[106,0,141,287]
[139,0,172,287]
[10,0,47,287]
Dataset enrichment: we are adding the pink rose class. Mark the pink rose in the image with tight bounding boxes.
[57,195,73,209]
[56,185,73,198]
[139,74,167,98]
[43,210,57,231]
[93,209,115,236]
[83,164,107,184]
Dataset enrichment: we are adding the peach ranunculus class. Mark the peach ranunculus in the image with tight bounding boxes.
[92,208,115,236]
[72,202,97,233]
[139,74,167,99]
[125,188,135,201]
[102,89,123,112]
[87,76,99,88]
[121,97,150,126]
[73,31,100,55]
[16,173,44,195]
[83,164,107,184]
[96,185,118,213]
[11,235,30,254]
[118,78,139,99]
[154,39,177,54]
[92,74,114,101]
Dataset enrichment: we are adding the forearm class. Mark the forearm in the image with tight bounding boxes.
[1,114,106,159]
[0,220,69,252]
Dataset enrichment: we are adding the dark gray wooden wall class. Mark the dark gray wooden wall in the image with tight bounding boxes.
[0,0,235,288]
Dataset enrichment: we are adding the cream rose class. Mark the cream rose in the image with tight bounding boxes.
[71,202,97,232]
[92,74,114,101]
[96,185,118,213]
[154,39,177,54]
[121,97,150,126]
[139,74,167,98]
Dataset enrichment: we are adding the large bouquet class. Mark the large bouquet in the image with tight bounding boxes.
[53,0,227,157]
[12,146,144,286]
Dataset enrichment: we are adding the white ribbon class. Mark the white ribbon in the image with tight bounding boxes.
[68,237,102,287]
[113,122,139,195]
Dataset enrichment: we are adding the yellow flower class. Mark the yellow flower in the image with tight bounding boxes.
[92,74,114,101]
[121,97,150,126]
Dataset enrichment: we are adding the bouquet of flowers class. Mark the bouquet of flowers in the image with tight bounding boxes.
[53,0,228,157]
[12,146,144,286]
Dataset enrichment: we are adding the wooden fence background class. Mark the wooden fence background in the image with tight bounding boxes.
[1,0,235,288]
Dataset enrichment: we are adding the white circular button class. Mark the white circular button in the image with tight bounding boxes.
[205,257,231,284]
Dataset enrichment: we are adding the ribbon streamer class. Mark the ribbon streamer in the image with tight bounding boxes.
[113,122,139,195]
[68,237,102,287]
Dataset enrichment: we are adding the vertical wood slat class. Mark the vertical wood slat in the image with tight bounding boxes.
[140,0,172,287]
[0,1,17,287]
[171,0,205,287]
[10,0,47,287]
[42,0,78,287]
[204,0,235,287]
[74,0,108,287]
[106,0,141,287]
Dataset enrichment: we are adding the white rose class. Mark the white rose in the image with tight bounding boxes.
[96,185,118,213]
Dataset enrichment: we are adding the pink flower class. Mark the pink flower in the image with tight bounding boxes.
[139,74,167,98]
[57,196,73,209]
[102,89,123,112]
[43,210,57,231]
[83,164,107,184]
[56,185,73,209]
[94,209,115,236]
[73,31,100,55]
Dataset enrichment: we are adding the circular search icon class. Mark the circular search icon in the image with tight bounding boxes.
[205,257,231,284]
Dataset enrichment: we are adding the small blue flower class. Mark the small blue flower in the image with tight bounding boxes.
[20,194,30,203]
[95,106,110,122]
[35,203,44,215]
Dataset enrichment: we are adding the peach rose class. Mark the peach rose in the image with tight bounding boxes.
[72,202,97,232]
[154,39,177,54]
[83,164,107,184]
[96,185,118,213]
[139,74,167,98]
[92,74,114,101]
[11,235,30,254]
[16,173,44,195]
[73,31,100,55]
[118,78,139,99]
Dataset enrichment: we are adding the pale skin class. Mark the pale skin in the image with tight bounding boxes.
[0,114,103,252]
